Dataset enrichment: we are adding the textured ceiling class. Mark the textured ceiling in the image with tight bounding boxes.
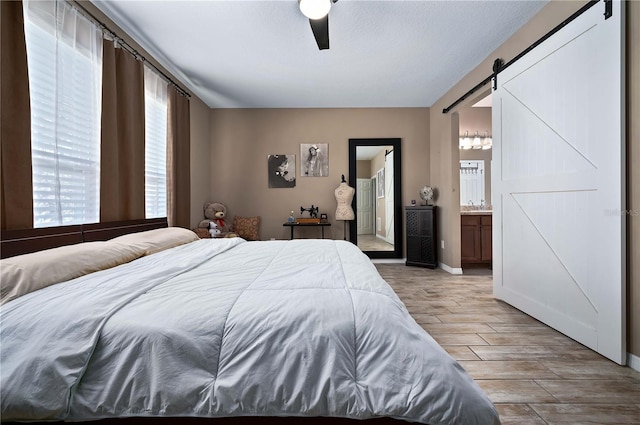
[91,0,547,109]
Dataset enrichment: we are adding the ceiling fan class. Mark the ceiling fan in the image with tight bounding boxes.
[299,0,338,50]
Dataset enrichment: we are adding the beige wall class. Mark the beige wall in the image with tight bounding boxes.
[627,0,639,361]
[458,106,492,136]
[459,107,492,205]
[207,108,429,245]
[430,0,639,359]
[356,160,371,179]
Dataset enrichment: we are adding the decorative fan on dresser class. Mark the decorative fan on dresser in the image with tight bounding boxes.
[420,186,434,205]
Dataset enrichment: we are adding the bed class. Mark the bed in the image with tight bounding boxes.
[0,220,500,425]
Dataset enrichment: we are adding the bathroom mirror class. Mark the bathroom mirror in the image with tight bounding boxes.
[348,138,402,259]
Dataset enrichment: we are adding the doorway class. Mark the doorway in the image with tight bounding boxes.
[356,178,374,236]
[459,102,493,272]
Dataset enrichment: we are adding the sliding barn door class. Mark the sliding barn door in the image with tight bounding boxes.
[492,1,625,363]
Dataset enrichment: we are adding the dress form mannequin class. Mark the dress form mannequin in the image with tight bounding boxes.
[335,175,355,239]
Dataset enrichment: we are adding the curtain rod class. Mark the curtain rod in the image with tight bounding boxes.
[69,0,191,98]
[442,0,601,114]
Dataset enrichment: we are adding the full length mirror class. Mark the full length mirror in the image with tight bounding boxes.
[348,138,402,259]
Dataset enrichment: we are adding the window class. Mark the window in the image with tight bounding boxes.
[23,0,103,228]
[144,66,168,218]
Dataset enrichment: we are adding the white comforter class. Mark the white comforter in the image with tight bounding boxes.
[1,239,499,424]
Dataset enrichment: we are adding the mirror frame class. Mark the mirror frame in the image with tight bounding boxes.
[348,138,403,259]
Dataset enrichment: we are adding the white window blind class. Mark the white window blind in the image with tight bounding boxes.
[144,66,168,219]
[23,0,103,228]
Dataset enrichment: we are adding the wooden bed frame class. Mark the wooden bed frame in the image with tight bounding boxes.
[0,218,168,259]
[1,219,406,425]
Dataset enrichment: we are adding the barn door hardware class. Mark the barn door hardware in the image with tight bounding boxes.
[604,0,612,19]
[492,58,504,91]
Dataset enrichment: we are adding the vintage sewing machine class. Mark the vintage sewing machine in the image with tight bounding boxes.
[300,205,319,218]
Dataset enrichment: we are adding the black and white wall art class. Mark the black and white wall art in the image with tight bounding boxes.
[268,154,296,188]
[300,143,328,177]
[377,168,385,198]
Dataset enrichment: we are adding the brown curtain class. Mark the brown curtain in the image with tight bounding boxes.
[1,0,34,230]
[167,87,190,228]
[100,40,145,222]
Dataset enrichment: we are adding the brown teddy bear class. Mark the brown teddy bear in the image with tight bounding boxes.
[198,202,237,238]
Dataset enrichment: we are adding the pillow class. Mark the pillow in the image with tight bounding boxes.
[0,241,144,305]
[192,228,211,239]
[233,216,261,241]
[110,227,199,255]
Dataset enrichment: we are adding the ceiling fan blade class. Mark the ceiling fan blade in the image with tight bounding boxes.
[309,15,329,50]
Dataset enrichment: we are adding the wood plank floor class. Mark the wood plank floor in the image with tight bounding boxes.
[375,264,640,425]
[357,234,394,251]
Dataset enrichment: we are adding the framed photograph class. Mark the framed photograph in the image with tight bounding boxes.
[268,154,296,188]
[377,168,385,198]
[300,143,328,177]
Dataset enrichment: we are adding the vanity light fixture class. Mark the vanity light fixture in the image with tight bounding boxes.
[459,130,492,150]
[299,0,332,20]
[471,131,483,149]
[459,131,472,150]
[481,131,492,150]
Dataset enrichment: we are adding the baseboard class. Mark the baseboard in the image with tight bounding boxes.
[628,352,640,372]
[439,262,463,275]
[370,258,406,264]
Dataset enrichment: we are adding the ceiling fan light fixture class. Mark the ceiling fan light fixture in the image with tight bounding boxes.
[299,0,332,20]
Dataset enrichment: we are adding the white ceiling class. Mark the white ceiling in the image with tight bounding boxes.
[356,145,387,160]
[472,93,492,107]
[91,0,547,109]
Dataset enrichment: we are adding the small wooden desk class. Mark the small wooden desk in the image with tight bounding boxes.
[283,222,331,240]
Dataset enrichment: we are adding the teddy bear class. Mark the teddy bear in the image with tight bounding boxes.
[198,202,237,238]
